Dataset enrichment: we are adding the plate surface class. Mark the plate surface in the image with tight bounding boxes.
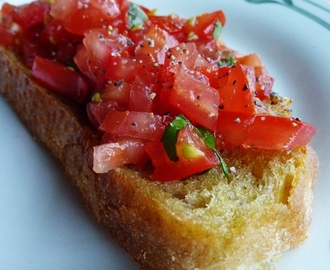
[0,0,329,269]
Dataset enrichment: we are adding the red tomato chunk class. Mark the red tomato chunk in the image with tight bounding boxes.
[0,0,317,181]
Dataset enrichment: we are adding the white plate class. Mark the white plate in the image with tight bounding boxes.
[1,0,329,269]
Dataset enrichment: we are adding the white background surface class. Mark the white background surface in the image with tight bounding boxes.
[1,0,329,269]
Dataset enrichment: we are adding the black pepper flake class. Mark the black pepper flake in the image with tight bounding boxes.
[254,100,262,108]
[169,85,173,89]
[131,122,137,126]
[197,95,201,100]
[242,84,249,91]
[219,104,224,110]
[233,80,237,85]
[114,79,124,86]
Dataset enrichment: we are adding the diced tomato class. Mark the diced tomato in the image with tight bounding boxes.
[183,10,226,42]
[164,42,208,69]
[237,54,274,100]
[93,137,148,173]
[50,0,129,36]
[206,63,256,114]
[243,115,317,150]
[1,2,51,30]
[128,66,161,112]
[162,64,219,131]
[1,1,317,181]
[149,14,186,42]
[217,112,317,150]
[104,56,137,85]
[217,111,256,146]
[0,24,19,48]
[99,110,165,141]
[254,67,274,100]
[87,100,121,127]
[135,24,179,65]
[74,29,134,89]
[32,56,90,103]
[145,125,219,181]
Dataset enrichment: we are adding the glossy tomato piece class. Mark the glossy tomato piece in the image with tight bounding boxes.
[32,56,90,103]
[50,0,129,36]
[164,42,210,69]
[0,25,19,48]
[217,111,255,146]
[243,115,317,150]
[128,66,161,112]
[135,24,179,65]
[2,1,50,30]
[183,10,226,42]
[74,29,134,89]
[104,56,137,85]
[217,112,317,150]
[87,100,121,127]
[99,110,165,141]
[163,64,219,131]
[38,19,82,65]
[93,137,149,173]
[149,14,186,42]
[145,125,219,181]
[237,53,274,100]
[200,63,256,115]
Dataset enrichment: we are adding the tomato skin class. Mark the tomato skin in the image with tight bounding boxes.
[145,125,219,182]
[164,64,220,131]
[87,100,121,127]
[2,1,51,30]
[0,25,19,48]
[32,56,90,103]
[183,10,226,42]
[50,0,129,36]
[149,14,186,42]
[135,24,179,65]
[99,110,165,141]
[128,67,161,112]
[237,53,274,100]
[243,115,317,150]
[74,29,135,89]
[217,112,317,150]
[1,1,317,181]
[93,137,148,173]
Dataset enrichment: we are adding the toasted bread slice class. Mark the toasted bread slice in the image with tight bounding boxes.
[0,46,318,269]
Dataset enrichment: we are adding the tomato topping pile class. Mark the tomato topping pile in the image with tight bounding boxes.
[0,0,317,181]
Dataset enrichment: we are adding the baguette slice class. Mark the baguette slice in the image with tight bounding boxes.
[0,46,319,269]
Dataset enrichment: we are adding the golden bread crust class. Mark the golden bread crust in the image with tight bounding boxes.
[0,46,318,270]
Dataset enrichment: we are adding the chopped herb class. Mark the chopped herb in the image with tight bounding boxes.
[196,126,230,179]
[128,3,148,30]
[218,55,236,67]
[162,114,189,162]
[162,115,230,178]
[212,19,222,41]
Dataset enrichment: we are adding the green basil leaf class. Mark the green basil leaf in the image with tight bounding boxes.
[196,126,230,179]
[196,126,216,149]
[162,114,189,162]
[212,19,222,41]
[217,153,230,179]
[218,55,236,67]
[128,3,148,30]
